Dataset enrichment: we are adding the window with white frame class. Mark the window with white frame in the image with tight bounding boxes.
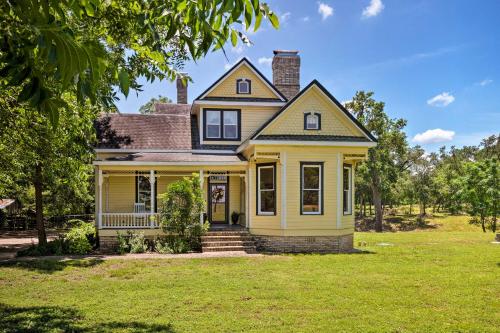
[304,112,321,130]
[204,109,240,140]
[257,164,275,215]
[136,175,151,211]
[237,78,250,94]
[206,110,221,138]
[343,165,352,215]
[301,163,323,214]
[223,110,238,139]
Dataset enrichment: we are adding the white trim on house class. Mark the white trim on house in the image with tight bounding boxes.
[248,83,375,143]
[281,152,287,229]
[343,165,353,215]
[93,161,248,166]
[194,100,286,107]
[198,59,286,101]
[336,153,342,228]
[301,163,322,215]
[237,140,377,153]
[95,149,237,154]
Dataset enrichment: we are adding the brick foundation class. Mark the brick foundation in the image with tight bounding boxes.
[99,236,120,253]
[253,234,353,253]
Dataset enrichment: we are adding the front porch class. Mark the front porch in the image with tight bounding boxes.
[96,168,249,231]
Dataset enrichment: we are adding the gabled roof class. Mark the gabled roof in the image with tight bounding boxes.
[248,80,377,142]
[194,57,287,102]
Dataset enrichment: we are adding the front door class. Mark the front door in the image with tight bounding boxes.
[209,183,228,224]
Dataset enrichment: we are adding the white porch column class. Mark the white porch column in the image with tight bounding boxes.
[247,166,252,229]
[337,152,343,228]
[149,170,155,228]
[244,170,249,228]
[199,169,204,225]
[281,152,287,229]
[98,169,103,229]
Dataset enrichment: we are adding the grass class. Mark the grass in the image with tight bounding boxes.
[0,215,498,332]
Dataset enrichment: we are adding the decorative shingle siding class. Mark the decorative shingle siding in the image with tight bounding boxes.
[261,87,363,137]
[206,65,278,99]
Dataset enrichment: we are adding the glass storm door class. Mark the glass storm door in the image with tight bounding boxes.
[210,184,227,223]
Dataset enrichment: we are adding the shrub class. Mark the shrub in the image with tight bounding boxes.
[154,238,174,254]
[116,232,130,254]
[158,173,208,252]
[65,222,95,255]
[129,232,148,253]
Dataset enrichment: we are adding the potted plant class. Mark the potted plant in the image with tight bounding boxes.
[231,211,240,225]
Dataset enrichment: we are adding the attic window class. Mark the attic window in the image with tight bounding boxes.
[236,79,251,94]
[304,112,321,130]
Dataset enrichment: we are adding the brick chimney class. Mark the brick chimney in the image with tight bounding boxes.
[272,50,300,100]
[176,75,188,104]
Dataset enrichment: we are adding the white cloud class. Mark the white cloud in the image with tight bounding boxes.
[413,129,455,144]
[280,12,291,23]
[231,45,244,54]
[427,92,455,107]
[362,0,385,18]
[301,16,310,22]
[258,57,273,66]
[318,2,334,20]
[478,79,493,86]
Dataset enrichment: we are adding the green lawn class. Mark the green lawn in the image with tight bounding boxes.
[0,216,498,332]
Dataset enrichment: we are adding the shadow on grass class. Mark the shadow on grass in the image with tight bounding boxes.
[0,303,175,332]
[0,258,104,274]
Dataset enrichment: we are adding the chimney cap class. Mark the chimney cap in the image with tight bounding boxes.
[273,50,299,56]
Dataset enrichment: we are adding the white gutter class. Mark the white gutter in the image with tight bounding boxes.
[95,149,237,154]
[193,100,285,107]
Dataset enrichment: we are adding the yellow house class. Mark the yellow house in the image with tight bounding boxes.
[94,51,377,252]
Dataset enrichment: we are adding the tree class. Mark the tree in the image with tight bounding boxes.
[461,158,498,233]
[409,147,438,222]
[1,0,279,126]
[346,91,409,232]
[139,95,173,114]
[158,174,207,250]
[0,90,97,245]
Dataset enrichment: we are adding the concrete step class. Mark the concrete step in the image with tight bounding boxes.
[205,231,250,236]
[202,246,257,253]
[202,241,256,247]
[201,235,254,242]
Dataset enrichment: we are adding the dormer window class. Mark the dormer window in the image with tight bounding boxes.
[236,78,251,94]
[304,112,321,130]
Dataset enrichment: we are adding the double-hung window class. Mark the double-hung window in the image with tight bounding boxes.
[257,164,275,215]
[204,109,240,140]
[206,110,221,139]
[223,111,238,139]
[343,165,352,215]
[301,163,323,215]
[136,174,151,211]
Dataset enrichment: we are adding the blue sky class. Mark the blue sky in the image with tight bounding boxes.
[116,0,499,152]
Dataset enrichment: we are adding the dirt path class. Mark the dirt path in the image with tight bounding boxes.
[0,230,59,260]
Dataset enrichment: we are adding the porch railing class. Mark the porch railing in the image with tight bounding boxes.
[101,213,160,229]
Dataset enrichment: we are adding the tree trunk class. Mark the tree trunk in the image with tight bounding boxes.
[34,163,47,246]
[372,185,383,232]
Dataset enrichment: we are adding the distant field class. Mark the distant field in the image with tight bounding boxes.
[0,215,498,332]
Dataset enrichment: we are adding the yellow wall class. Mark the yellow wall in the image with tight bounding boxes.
[206,64,279,99]
[199,105,280,145]
[103,176,135,213]
[248,145,368,236]
[261,86,364,137]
